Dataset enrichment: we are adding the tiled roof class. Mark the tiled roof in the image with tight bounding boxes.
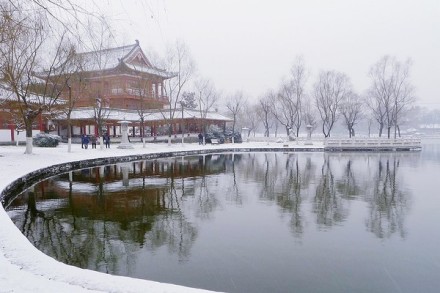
[77,43,137,72]
[74,41,172,78]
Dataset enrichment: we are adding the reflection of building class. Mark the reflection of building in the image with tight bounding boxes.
[8,155,228,229]
[0,41,231,142]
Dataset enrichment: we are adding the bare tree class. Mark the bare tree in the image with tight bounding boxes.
[82,17,115,148]
[271,81,297,138]
[313,70,351,138]
[125,68,157,147]
[270,58,307,139]
[12,0,95,28]
[339,92,363,138]
[194,78,218,143]
[367,56,415,138]
[257,91,275,137]
[0,3,75,154]
[226,91,246,143]
[289,57,308,137]
[364,91,386,137]
[52,47,90,152]
[178,91,196,143]
[302,98,318,135]
[161,41,195,145]
[241,101,259,138]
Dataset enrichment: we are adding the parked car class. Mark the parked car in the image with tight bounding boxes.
[33,133,62,147]
[224,130,242,143]
[204,130,242,144]
[205,131,225,144]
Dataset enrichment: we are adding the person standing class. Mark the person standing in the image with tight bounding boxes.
[91,135,97,149]
[83,135,90,149]
[198,133,203,145]
[81,134,86,149]
[104,133,110,148]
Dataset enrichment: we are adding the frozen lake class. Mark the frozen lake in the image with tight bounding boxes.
[6,141,440,293]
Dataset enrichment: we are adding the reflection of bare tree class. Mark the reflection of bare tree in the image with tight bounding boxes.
[365,157,408,239]
[261,153,277,201]
[313,155,348,228]
[16,189,105,271]
[242,153,316,237]
[225,154,243,205]
[278,155,303,236]
[336,159,361,200]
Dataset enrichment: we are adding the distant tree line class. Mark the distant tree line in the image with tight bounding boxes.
[226,55,417,140]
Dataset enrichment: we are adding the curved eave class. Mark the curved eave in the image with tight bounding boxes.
[123,63,176,79]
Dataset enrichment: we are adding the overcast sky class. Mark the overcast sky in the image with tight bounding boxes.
[94,0,439,108]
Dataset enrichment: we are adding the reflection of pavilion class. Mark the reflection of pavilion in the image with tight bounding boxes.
[14,155,230,222]
[5,155,242,273]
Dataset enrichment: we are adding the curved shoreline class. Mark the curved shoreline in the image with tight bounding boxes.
[0,142,323,293]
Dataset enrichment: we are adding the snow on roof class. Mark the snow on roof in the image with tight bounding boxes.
[73,41,172,79]
[77,43,136,72]
[55,107,232,122]
[0,84,65,105]
[124,63,175,78]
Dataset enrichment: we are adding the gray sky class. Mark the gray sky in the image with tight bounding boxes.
[96,0,439,108]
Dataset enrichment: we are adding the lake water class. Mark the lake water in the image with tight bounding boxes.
[6,141,440,293]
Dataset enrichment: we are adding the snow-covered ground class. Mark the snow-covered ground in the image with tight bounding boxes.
[0,140,322,293]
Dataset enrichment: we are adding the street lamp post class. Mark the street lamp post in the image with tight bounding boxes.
[180,101,185,146]
[67,84,72,153]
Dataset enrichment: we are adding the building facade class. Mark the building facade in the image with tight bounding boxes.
[0,41,231,142]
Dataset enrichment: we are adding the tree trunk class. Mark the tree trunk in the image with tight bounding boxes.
[67,115,72,153]
[25,122,33,155]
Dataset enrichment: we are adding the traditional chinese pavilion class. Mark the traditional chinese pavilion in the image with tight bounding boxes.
[0,41,231,142]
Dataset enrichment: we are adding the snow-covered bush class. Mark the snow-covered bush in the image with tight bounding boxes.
[33,133,62,147]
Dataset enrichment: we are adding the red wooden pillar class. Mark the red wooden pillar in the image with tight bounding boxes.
[95,122,99,136]
[38,113,44,132]
[151,123,156,136]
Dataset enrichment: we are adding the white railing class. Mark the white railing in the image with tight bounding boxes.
[324,138,421,149]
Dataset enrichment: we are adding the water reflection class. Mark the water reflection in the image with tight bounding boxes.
[364,157,409,239]
[9,155,232,272]
[6,151,421,291]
